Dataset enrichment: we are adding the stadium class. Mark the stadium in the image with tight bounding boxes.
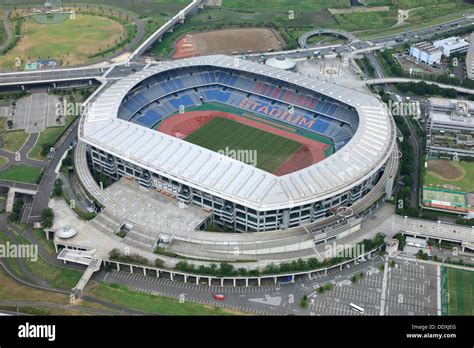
[79,55,396,233]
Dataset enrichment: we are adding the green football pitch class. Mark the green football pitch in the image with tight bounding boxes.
[442,267,474,315]
[184,117,302,173]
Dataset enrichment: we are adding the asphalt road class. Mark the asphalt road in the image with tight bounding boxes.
[28,120,79,220]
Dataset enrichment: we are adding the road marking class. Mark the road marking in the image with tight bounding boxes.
[379,258,389,315]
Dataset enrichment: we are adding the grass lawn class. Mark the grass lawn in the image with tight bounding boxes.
[0,156,8,166]
[32,228,56,255]
[87,282,246,316]
[442,267,474,315]
[222,0,346,11]
[424,160,474,193]
[6,232,82,289]
[2,130,28,153]
[334,10,398,32]
[28,116,75,160]
[184,117,302,173]
[0,14,125,70]
[0,165,42,184]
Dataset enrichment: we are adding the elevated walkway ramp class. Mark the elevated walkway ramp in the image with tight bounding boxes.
[57,249,102,293]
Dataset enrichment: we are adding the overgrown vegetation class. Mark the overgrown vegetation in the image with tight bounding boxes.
[8,198,24,223]
[41,207,54,228]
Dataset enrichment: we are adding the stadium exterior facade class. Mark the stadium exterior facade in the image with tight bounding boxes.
[79,55,396,233]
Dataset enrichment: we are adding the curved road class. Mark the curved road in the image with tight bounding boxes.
[299,29,357,48]
[0,133,45,171]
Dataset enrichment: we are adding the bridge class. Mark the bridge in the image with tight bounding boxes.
[365,77,474,95]
[129,0,203,60]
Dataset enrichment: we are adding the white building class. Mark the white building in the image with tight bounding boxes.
[466,33,474,80]
[409,42,442,66]
[433,36,469,57]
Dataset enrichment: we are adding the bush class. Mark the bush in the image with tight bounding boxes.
[9,198,24,222]
[53,179,62,197]
[109,248,150,266]
[41,207,54,228]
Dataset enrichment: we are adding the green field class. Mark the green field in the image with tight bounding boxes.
[442,267,474,315]
[424,160,474,193]
[184,117,302,173]
[0,14,125,70]
[28,116,75,160]
[0,164,42,183]
[2,130,28,153]
[160,102,334,156]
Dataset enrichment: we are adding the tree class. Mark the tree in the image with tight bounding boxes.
[41,208,54,228]
[299,295,309,309]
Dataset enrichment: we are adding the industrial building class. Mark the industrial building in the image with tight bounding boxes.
[409,42,442,66]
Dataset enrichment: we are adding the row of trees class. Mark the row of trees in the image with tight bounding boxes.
[396,81,457,99]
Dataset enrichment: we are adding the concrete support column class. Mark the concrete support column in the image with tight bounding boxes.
[157,270,160,278]
[208,278,212,286]
[143,268,146,276]
[439,238,442,243]
[196,276,199,285]
[274,277,277,285]
[184,275,187,283]
[324,269,328,276]
[258,278,261,286]
[462,245,465,252]
[170,273,174,281]
[54,243,58,253]
[340,264,343,270]
[245,279,249,287]
[130,266,133,274]
[221,278,224,287]
[291,275,295,283]
[116,263,120,271]
[233,279,236,287]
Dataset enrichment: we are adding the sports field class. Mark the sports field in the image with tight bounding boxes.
[424,160,474,193]
[0,14,125,70]
[442,267,474,316]
[184,117,302,173]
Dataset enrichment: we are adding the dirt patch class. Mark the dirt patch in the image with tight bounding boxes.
[427,160,464,180]
[157,110,328,175]
[172,27,284,59]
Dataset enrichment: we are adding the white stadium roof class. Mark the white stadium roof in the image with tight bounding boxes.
[80,55,395,211]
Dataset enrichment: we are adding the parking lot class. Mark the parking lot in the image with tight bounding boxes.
[309,258,439,316]
[13,92,60,132]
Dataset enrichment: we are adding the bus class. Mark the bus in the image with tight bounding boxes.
[349,303,365,313]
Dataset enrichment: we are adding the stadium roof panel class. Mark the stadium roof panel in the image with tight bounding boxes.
[81,55,395,210]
